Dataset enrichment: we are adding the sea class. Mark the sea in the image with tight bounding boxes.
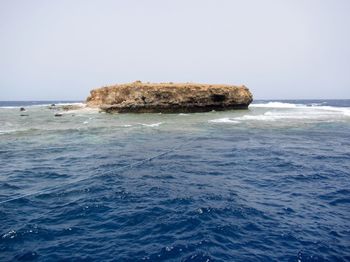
[0,100,349,261]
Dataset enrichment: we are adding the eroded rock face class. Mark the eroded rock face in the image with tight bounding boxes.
[86,81,253,113]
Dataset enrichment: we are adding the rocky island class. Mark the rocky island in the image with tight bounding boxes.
[86,81,253,113]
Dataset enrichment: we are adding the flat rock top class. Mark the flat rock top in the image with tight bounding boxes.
[86,81,253,113]
[92,81,244,89]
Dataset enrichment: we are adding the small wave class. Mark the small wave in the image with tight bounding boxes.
[208,118,240,124]
[2,229,17,239]
[141,122,163,127]
[250,102,301,108]
[236,111,348,122]
[250,102,350,116]
[0,106,20,109]
[235,111,329,121]
[308,102,327,107]
[0,129,28,135]
[313,106,350,117]
[248,101,350,121]
[210,106,350,124]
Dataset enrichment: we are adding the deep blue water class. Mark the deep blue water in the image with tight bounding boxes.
[0,101,82,107]
[1,100,350,261]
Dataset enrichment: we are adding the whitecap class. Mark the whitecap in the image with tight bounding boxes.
[313,106,350,117]
[2,229,16,239]
[250,102,300,108]
[0,129,23,135]
[0,106,20,109]
[233,107,350,122]
[209,118,240,124]
[248,101,350,121]
[308,102,327,107]
[141,122,163,127]
[251,102,350,117]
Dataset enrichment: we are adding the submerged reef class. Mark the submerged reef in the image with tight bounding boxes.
[86,81,253,113]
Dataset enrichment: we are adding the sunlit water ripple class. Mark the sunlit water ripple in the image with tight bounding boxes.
[1,100,350,261]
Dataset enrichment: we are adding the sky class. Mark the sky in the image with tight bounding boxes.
[0,0,349,100]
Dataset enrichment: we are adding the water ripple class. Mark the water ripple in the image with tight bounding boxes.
[1,100,350,261]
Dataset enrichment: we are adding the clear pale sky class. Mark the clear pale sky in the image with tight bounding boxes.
[0,0,349,100]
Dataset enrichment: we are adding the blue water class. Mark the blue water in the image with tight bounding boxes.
[0,101,82,107]
[1,100,350,261]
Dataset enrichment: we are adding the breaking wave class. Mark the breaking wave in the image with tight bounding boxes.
[250,102,300,108]
[141,122,163,127]
[210,101,350,124]
[208,118,240,124]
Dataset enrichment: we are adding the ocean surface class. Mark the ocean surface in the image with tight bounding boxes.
[1,100,350,261]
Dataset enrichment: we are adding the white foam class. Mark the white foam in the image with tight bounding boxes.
[250,102,300,108]
[309,102,327,107]
[237,109,348,122]
[0,106,20,109]
[208,118,240,124]
[250,102,350,116]
[209,102,350,124]
[249,101,350,119]
[312,106,350,116]
[0,129,28,135]
[141,122,163,127]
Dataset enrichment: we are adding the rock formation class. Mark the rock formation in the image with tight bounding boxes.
[86,81,253,113]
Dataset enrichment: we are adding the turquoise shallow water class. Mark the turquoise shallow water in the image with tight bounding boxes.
[1,100,350,261]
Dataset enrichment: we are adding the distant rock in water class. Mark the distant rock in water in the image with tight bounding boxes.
[86,81,253,113]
